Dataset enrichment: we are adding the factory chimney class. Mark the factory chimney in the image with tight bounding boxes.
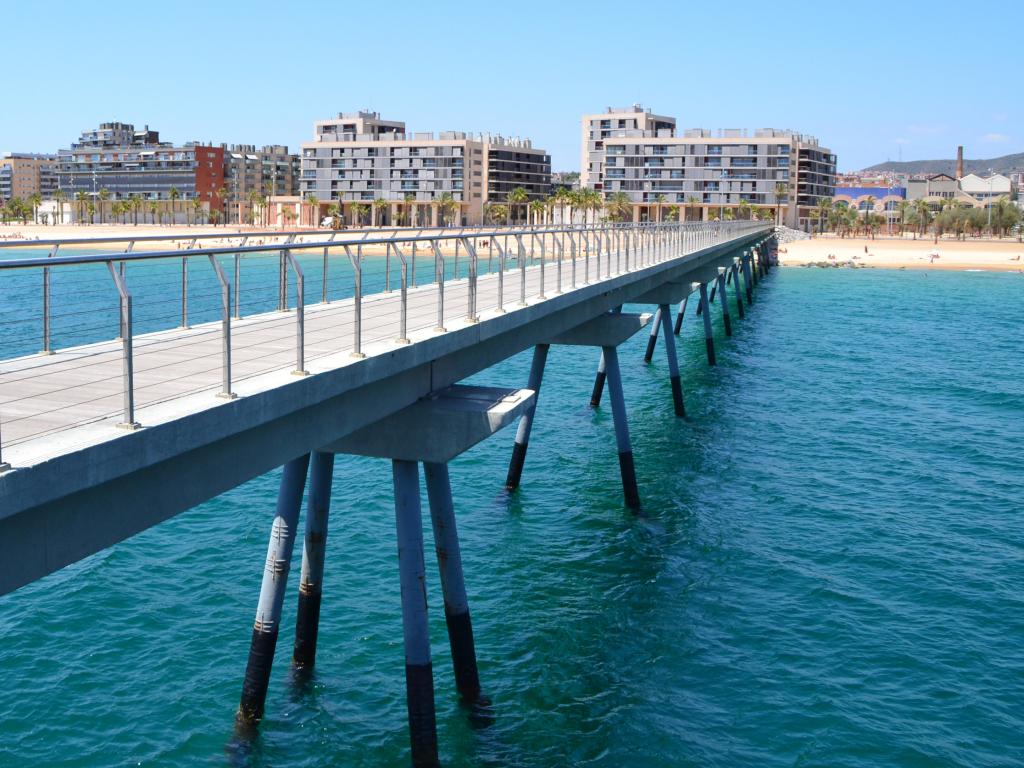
[956,146,964,179]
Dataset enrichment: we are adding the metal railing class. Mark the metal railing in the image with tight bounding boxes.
[0,220,770,459]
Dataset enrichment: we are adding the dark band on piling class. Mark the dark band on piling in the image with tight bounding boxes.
[617,450,641,510]
[292,585,322,669]
[444,609,481,702]
[505,441,528,490]
[670,375,685,418]
[590,370,606,408]
[405,662,440,768]
[643,332,658,363]
[238,625,280,726]
[705,337,716,366]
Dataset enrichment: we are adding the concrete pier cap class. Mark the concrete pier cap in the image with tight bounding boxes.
[324,385,535,463]
[546,312,653,348]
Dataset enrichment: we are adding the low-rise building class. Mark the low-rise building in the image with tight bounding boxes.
[833,184,907,226]
[57,122,225,219]
[299,111,551,226]
[221,144,300,224]
[581,105,836,229]
[0,153,58,202]
[958,173,1016,205]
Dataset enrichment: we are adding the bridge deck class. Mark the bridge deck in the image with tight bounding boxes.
[0,257,581,466]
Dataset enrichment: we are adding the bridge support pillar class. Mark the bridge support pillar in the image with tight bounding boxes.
[293,450,335,671]
[506,344,549,490]
[424,462,484,705]
[587,306,621,409]
[603,346,640,510]
[643,307,662,363]
[717,268,732,337]
[658,304,685,418]
[237,453,311,729]
[732,261,745,320]
[673,292,689,336]
[392,459,440,768]
[743,253,754,302]
[699,282,716,366]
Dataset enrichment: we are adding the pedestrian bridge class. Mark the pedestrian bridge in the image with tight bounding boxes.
[0,220,774,766]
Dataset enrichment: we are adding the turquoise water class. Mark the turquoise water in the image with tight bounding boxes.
[1,265,1022,766]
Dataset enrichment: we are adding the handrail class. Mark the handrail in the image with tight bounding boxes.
[0,221,771,456]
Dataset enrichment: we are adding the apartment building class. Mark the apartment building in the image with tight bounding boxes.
[221,144,300,223]
[57,122,225,212]
[581,105,836,229]
[0,153,58,201]
[300,111,550,226]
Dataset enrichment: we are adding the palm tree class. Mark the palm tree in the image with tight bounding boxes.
[913,199,931,239]
[168,187,181,224]
[53,189,67,225]
[304,193,320,227]
[438,192,459,226]
[738,199,751,221]
[862,196,877,236]
[897,200,911,236]
[351,202,369,227]
[148,201,159,225]
[98,188,111,225]
[812,198,833,234]
[654,193,667,223]
[86,201,96,224]
[192,198,204,225]
[28,193,42,224]
[248,190,264,226]
[686,195,701,222]
[74,191,89,225]
[403,193,416,227]
[506,187,528,226]
[215,187,228,225]
[129,194,142,226]
[605,191,631,222]
[372,197,388,227]
[528,199,545,226]
[773,182,788,226]
[551,188,570,226]
[486,204,507,225]
[326,204,340,229]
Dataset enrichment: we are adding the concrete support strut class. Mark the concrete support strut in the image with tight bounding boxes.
[602,345,640,510]
[590,352,607,408]
[699,282,716,366]
[293,450,335,670]
[393,459,440,768]
[658,304,685,418]
[237,453,311,728]
[424,462,482,704]
[506,344,549,490]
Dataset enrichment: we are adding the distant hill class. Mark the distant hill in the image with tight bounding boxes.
[864,152,1024,175]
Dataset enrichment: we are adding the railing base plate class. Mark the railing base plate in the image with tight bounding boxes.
[116,422,142,431]
[216,392,238,400]
[291,370,310,377]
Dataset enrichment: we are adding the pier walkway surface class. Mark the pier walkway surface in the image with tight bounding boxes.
[0,220,773,766]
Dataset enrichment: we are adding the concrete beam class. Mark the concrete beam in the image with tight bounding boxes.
[546,313,652,347]
[324,385,535,463]
[631,281,690,305]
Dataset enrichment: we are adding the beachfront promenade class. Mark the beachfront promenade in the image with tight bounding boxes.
[0,221,774,766]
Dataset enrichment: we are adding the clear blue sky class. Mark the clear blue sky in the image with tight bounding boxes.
[2,0,1021,172]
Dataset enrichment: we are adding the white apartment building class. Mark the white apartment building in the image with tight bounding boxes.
[581,105,836,229]
[300,111,550,226]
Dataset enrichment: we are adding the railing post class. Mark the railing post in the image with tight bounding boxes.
[180,255,189,328]
[493,237,506,312]
[537,233,546,299]
[461,237,479,321]
[583,229,590,284]
[569,231,577,288]
[515,234,527,306]
[385,241,392,293]
[431,240,446,331]
[285,250,308,375]
[41,244,58,354]
[392,243,411,343]
[345,245,365,358]
[208,255,236,399]
[322,246,329,304]
[107,262,140,430]
[554,232,563,293]
[0,416,8,472]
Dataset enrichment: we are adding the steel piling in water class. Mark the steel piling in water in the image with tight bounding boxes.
[392,459,440,768]
[602,346,640,510]
[293,450,335,671]
[424,462,483,704]
[717,268,732,337]
[732,261,745,319]
[699,282,716,366]
[658,304,685,418]
[237,453,311,728]
[506,344,549,490]
[643,307,662,363]
[673,293,689,336]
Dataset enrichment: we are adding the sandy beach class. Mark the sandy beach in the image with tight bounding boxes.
[781,235,1024,272]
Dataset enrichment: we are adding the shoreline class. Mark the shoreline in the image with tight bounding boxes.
[779,236,1024,272]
